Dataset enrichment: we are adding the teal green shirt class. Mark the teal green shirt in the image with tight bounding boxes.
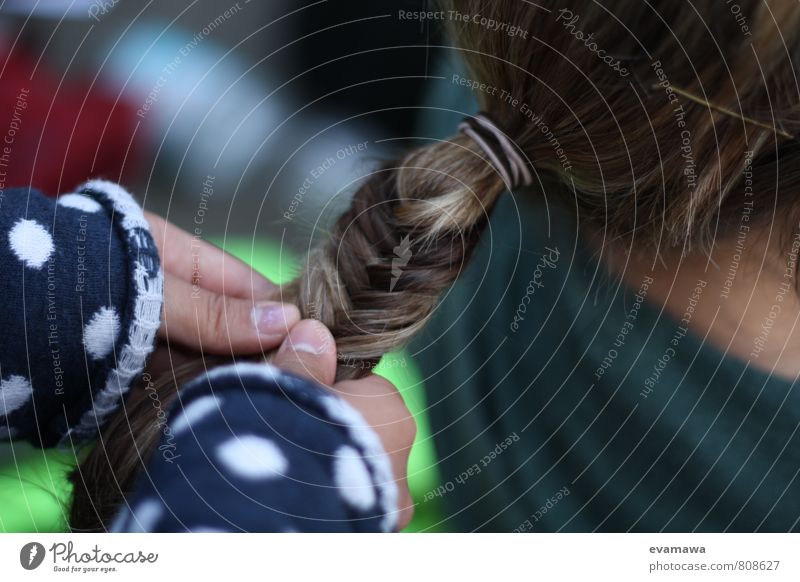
[411,61,800,532]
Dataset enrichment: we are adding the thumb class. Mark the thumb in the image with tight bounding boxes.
[271,319,338,386]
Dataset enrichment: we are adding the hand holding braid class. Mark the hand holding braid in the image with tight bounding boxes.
[68,113,531,530]
[277,113,532,381]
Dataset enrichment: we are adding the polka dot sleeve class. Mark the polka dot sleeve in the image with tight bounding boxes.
[0,181,162,447]
[110,362,400,532]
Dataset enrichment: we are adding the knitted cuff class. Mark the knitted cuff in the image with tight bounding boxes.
[59,180,163,446]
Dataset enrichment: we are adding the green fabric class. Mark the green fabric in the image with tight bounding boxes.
[411,61,800,532]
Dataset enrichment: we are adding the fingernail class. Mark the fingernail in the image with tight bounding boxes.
[252,302,300,336]
[281,320,332,356]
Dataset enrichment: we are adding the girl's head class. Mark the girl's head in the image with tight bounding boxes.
[70,0,800,530]
[275,0,800,374]
[448,0,800,253]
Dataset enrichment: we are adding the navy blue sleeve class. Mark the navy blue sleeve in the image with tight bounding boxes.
[0,180,162,447]
[111,362,400,533]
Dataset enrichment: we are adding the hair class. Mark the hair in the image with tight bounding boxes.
[69,0,800,531]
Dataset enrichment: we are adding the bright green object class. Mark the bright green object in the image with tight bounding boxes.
[0,445,73,532]
[0,236,442,532]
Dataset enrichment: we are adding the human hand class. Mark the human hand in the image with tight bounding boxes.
[144,211,299,354]
[271,319,416,531]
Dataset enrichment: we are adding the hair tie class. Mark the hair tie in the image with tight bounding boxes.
[458,112,533,190]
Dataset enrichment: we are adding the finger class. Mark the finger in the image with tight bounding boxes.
[333,374,415,530]
[271,319,337,386]
[145,211,276,300]
[160,273,300,354]
[330,376,402,423]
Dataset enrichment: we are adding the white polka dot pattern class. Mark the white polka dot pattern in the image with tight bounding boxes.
[333,445,378,511]
[0,375,33,418]
[216,435,288,480]
[9,219,54,268]
[100,365,394,531]
[127,499,163,533]
[57,193,102,213]
[83,306,121,360]
[170,395,222,435]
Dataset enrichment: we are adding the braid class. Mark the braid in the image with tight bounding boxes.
[277,133,507,380]
[68,133,512,531]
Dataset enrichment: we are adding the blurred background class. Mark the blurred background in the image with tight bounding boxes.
[0,0,455,533]
[0,0,446,243]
